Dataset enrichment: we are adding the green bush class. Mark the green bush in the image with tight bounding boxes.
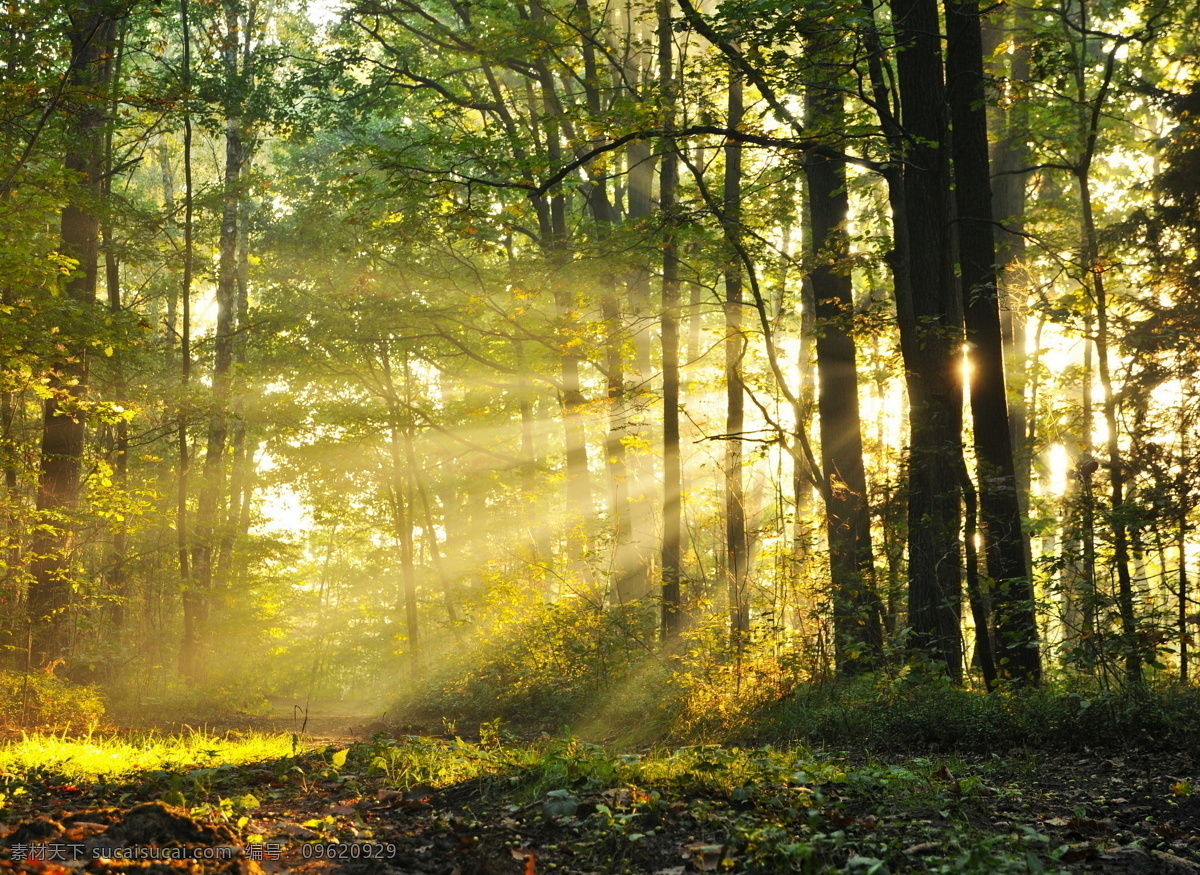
[398,596,664,733]
[752,675,1200,751]
[0,670,105,729]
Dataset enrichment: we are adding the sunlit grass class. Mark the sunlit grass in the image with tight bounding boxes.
[360,730,846,804]
[0,731,297,784]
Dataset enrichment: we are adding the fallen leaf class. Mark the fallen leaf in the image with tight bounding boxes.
[903,842,940,856]
[684,843,724,872]
[271,822,320,839]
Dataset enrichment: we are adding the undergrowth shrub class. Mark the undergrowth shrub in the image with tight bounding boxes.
[399,594,665,733]
[0,670,104,729]
[752,674,1200,751]
[396,598,816,744]
[391,586,1200,752]
[108,673,273,725]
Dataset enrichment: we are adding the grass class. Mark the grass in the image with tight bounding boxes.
[0,723,1186,871]
[0,729,297,784]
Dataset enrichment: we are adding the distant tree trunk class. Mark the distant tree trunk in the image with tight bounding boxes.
[219,15,259,588]
[1068,3,1139,683]
[1179,491,1189,684]
[803,51,884,675]
[984,2,1033,507]
[536,83,591,577]
[945,0,1040,684]
[101,22,127,631]
[890,0,965,681]
[574,20,640,602]
[176,0,196,678]
[794,275,817,599]
[381,345,420,676]
[625,134,657,591]
[722,66,749,642]
[27,0,117,665]
[405,428,461,640]
[217,204,251,589]
[189,0,244,676]
[659,0,682,640]
[1081,171,1139,684]
[157,144,178,355]
[2,313,22,603]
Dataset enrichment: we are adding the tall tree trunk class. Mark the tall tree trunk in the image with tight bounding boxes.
[573,9,641,602]
[625,133,657,592]
[804,49,884,675]
[189,0,243,675]
[176,0,196,678]
[984,3,1033,506]
[101,22,127,632]
[946,0,1041,684]
[219,3,258,587]
[27,0,117,665]
[535,82,591,579]
[890,0,965,681]
[659,0,681,640]
[723,66,748,642]
[1081,174,1139,684]
[1069,0,1139,684]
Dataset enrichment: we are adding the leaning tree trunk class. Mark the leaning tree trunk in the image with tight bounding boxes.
[27,0,117,666]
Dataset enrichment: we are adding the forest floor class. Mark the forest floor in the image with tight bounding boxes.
[0,716,1196,875]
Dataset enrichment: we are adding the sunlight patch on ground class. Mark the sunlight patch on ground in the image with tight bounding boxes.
[0,732,296,783]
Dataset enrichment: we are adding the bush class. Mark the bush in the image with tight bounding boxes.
[397,595,664,734]
[0,670,105,729]
[752,674,1200,751]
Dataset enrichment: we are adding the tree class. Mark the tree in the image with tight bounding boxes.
[803,35,884,674]
[886,0,966,681]
[27,0,119,665]
[945,0,1040,683]
[659,0,682,640]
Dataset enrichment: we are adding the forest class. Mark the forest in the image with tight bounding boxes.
[0,0,1199,871]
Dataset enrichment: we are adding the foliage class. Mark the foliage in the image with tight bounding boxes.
[0,672,105,731]
[398,596,666,734]
[752,677,1200,753]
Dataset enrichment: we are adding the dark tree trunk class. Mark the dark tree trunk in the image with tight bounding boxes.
[945,0,1041,684]
[804,54,884,674]
[890,0,965,681]
[27,0,117,665]
[659,0,681,640]
[1180,496,1189,684]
